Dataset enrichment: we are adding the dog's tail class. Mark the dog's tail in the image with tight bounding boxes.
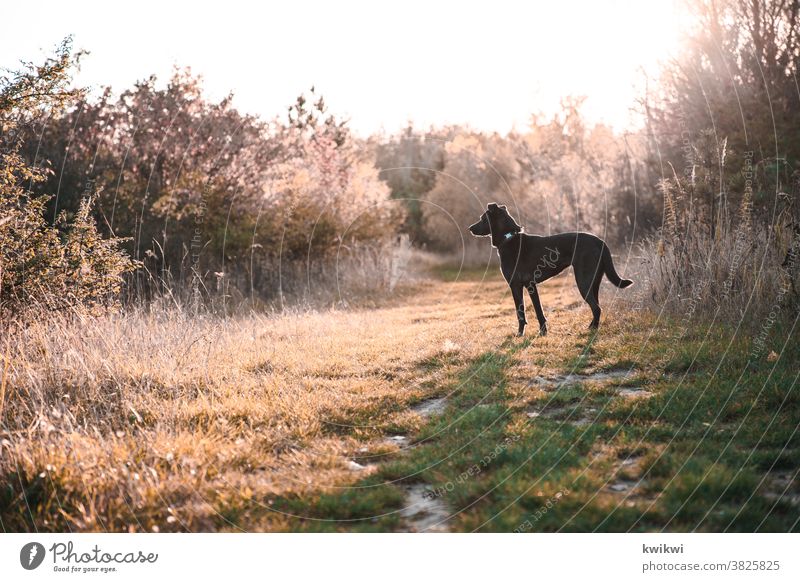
[602,244,634,288]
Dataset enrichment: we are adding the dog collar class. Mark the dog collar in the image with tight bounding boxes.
[496,231,519,248]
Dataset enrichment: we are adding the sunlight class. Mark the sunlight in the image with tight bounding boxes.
[531,0,685,129]
[1,0,686,133]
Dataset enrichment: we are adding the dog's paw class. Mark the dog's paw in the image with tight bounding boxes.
[539,326,548,336]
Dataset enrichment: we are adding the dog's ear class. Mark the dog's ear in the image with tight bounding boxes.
[487,203,499,211]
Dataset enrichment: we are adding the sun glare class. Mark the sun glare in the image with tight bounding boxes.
[535,0,684,130]
[1,0,687,134]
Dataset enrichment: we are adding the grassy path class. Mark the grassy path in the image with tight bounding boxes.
[2,268,798,532]
[273,270,800,532]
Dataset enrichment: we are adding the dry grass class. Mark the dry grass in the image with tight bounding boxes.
[0,263,535,532]
[631,225,793,324]
[629,178,800,324]
[4,264,792,533]
[127,237,422,313]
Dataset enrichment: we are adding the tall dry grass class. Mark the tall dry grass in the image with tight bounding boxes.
[125,237,419,314]
[630,176,799,325]
[0,249,502,532]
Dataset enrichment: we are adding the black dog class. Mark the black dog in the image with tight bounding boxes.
[468,203,633,336]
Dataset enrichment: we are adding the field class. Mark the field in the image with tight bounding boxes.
[1,262,799,532]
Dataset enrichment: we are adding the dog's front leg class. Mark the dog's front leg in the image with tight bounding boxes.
[527,282,547,336]
[511,282,526,336]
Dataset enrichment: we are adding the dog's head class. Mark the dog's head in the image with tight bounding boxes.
[468,203,522,243]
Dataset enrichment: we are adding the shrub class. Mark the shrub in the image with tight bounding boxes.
[0,39,136,316]
[634,167,799,324]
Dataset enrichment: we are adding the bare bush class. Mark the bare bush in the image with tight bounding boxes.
[633,175,799,324]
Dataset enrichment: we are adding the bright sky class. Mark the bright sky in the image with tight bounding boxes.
[2,0,686,135]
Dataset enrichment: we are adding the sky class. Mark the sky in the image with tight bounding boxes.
[1,0,687,135]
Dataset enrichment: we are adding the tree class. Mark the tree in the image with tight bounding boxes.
[646,0,800,221]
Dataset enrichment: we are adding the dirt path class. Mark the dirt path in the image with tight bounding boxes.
[270,270,642,532]
[270,270,798,533]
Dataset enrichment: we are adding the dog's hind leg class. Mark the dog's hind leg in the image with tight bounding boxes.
[585,291,601,329]
[589,271,603,329]
[511,282,527,336]
[574,264,602,329]
[527,282,547,336]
